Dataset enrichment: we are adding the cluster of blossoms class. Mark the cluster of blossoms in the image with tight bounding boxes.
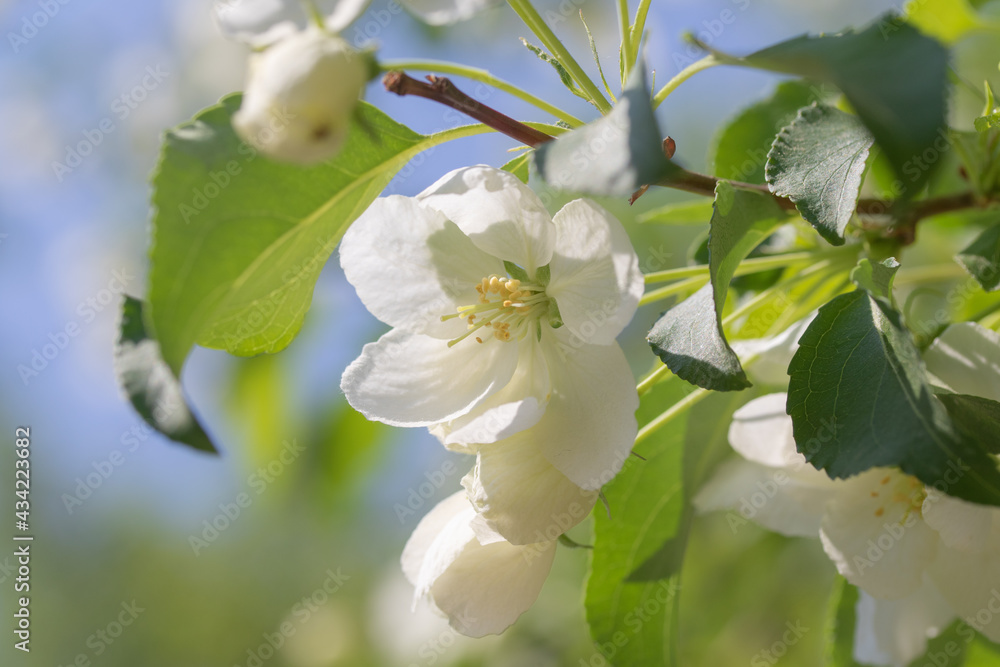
[339,165,644,634]
[698,322,1000,665]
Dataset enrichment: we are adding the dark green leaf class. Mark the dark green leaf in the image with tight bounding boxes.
[647,183,786,391]
[114,296,217,454]
[787,290,1000,505]
[937,393,1000,454]
[766,104,874,245]
[711,79,822,184]
[850,257,900,299]
[534,64,676,197]
[957,223,1000,292]
[148,95,481,373]
[501,152,532,183]
[730,16,949,195]
[825,577,863,667]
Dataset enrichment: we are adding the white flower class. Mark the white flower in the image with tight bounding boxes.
[233,27,370,164]
[397,0,503,26]
[401,491,557,637]
[214,0,370,47]
[340,166,643,503]
[695,323,1000,665]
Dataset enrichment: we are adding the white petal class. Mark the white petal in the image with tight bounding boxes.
[544,199,643,345]
[433,336,552,450]
[417,166,555,275]
[853,581,955,667]
[402,492,557,638]
[341,196,503,338]
[727,393,805,469]
[398,0,502,25]
[732,314,816,386]
[463,432,598,545]
[341,329,518,427]
[534,335,638,490]
[819,470,939,599]
[215,0,369,47]
[922,489,992,553]
[927,515,1000,642]
[924,322,1000,401]
[693,458,836,537]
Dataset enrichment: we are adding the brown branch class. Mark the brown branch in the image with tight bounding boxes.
[385,70,984,241]
[383,71,554,147]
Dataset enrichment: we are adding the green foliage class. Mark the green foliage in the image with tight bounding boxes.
[148,95,482,373]
[647,183,786,391]
[850,257,900,299]
[534,64,675,197]
[114,296,216,453]
[957,223,1000,291]
[787,289,1000,505]
[938,393,1000,455]
[520,38,589,101]
[825,577,863,667]
[766,104,874,245]
[638,199,715,225]
[711,80,821,184]
[730,16,949,195]
[501,152,532,183]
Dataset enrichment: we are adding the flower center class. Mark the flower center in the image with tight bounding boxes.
[442,274,551,347]
[868,472,926,521]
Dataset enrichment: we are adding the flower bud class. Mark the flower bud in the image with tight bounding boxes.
[233,28,370,165]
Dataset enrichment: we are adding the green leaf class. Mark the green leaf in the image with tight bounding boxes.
[974,112,1000,133]
[520,38,589,101]
[787,290,1000,505]
[729,16,949,195]
[850,257,900,299]
[957,223,1000,291]
[937,393,1000,454]
[586,378,691,667]
[710,80,822,184]
[114,296,216,454]
[637,199,715,225]
[825,577,863,667]
[503,260,530,282]
[534,63,676,197]
[766,104,874,245]
[904,0,988,44]
[500,152,532,184]
[647,182,786,391]
[148,95,484,373]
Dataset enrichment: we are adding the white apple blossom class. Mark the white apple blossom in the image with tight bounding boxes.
[340,166,643,509]
[233,27,371,164]
[214,0,370,47]
[695,322,1000,666]
[401,491,557,637]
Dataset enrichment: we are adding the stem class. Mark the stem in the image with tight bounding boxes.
[895,264,967,284]
[634,387,708,447]
[506,0,613,114]
[644,250,829,284]
[639,276,707,307]
[628,0,652,67]
[617,0,632,82]
[384,72,554,147]
[652,55,720,108]
[378,59,584,127]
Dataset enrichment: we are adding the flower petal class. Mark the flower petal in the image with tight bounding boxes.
[533,335,638,490]
[340,196,504,338]
[922,489,992,553]
[693,458,836,537]
[927,516,1000,642]
[544,199,643,345]
[819,470,939,599]
[732,315,815,386]
[417,166,555,275]
[463,431,597,545]
[214,0,369,47]
[341,329,518,427]
[727,393,805,469]
[853,580,955,667]
[432,336,552,452]
[402,492,557,638]
[924,322,1000,401]
[397,0,503,25]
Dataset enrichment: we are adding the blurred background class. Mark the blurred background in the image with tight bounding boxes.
[1,0,990,665]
